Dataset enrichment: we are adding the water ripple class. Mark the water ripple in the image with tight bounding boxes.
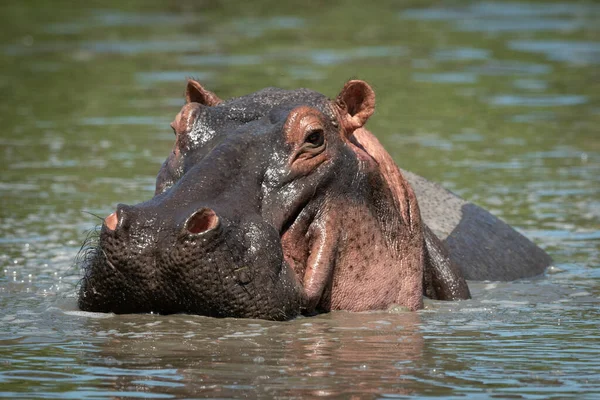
[509,40,600,65]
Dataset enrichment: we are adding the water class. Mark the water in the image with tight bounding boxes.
[1,0,598,398]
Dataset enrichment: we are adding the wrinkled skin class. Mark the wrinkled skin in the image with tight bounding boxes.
[78,79,550,320]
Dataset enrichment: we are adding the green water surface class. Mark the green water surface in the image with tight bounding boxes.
[0,0,598,398]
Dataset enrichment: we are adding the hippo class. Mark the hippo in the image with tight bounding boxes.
[77,79,552,320]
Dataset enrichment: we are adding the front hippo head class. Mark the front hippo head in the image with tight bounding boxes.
[79,80,363,320]
[79,79,465,320]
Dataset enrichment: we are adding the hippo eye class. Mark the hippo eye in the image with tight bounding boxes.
[304,129,324,147]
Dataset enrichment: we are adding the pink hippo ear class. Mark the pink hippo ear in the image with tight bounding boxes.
[185,79,222,106]
[334,79,419,232]
[334,80,376,132]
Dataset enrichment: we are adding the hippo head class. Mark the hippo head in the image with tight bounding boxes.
[78,79,469,320]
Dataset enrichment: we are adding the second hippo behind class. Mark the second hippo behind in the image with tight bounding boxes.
[78,79,551,320]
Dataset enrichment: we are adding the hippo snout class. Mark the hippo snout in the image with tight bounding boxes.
[79,200,304,319]
[103,204,219,236]
[95,204,224,281]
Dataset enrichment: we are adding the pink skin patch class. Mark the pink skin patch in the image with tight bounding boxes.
[302,211,338,310]
[344,127,424,311]
[351,128,415,227]
[278,84,425,312]
[283,80,425,312]
[104,212,118,231]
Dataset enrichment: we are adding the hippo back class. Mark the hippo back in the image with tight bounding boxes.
[403,170,552,281]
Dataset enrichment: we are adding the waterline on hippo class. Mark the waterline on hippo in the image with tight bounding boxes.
[77,79,552,320]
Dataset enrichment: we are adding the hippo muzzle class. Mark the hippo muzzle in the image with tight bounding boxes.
[79,202,304,319]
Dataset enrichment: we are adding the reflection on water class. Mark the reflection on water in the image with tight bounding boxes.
[45,10,203,34]
[464,60,552,75]
[508,40,600,65]
[0,0,599,398]
[431,47,491,61]
[135,71,213,85]
[4,38,217,56]
[402,1,599,33]
[179,46,408,67]
[488,94,588,106]
[413,72,478,84]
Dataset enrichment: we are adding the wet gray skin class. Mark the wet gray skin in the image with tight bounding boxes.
[78,80,551,320]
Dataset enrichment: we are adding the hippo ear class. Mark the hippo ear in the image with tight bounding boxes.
[185,79,222,106]
[334,80,376,132]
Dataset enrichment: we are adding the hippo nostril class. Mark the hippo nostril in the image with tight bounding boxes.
[104,212,118,231]
[186,208,219,234]
[104,204,134,231]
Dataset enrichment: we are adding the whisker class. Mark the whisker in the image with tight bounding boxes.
[81,210,105,222]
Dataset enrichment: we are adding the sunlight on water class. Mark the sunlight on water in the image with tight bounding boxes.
[508,40,600,65]
[488,94,588,106]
